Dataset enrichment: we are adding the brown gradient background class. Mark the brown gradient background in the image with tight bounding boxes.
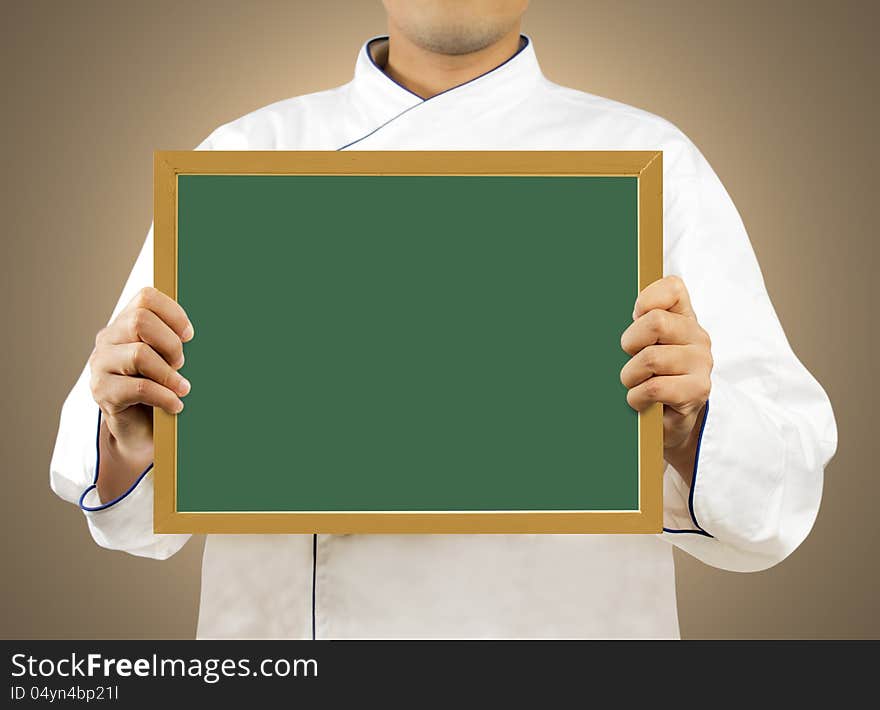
[1,0,875,639]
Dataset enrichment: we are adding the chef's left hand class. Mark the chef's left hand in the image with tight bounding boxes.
[620,276,713,478]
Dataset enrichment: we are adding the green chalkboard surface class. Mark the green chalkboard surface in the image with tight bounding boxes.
[153,151,663,534]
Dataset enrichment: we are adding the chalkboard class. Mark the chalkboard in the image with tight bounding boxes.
[153,151,663,533]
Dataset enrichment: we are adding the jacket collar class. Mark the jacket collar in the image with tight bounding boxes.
[348,33,543,125]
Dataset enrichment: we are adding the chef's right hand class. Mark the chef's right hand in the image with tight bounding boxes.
[87,287,193,500]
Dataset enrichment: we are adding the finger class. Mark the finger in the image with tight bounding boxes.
[98,374,184,415]
[620,309,705,356]
[633,275,695,320]
[124,287,193,342]
[104,307,186,367]
[625,374,710,413]
[619,344,704,388]
[103,342,191,397]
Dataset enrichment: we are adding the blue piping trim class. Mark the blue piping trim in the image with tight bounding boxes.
[336,34,531,151]
[663,527,711,536]
[368,34,530,102]
[661,399,713,537]
[78,409,153,512]
[364,35,426,102]
[336,104,424,151]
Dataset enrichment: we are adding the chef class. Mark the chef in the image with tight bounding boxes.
[49,0,837,639]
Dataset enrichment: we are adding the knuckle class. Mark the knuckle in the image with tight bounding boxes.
[94,379,114,406]
[648,309,666,336]
[157,366,175,388]
[641,346,659,371]
[88,350,108,378]
[644,378,661,400]
[134,286,156,309]
[132,307,150,337]
[134,378,150,398]
[132,342,150,369]
[88,358,105,384]
[88,371,103,397]
[94,327,107,347]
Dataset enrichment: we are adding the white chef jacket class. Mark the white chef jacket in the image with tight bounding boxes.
[49,34,837,639]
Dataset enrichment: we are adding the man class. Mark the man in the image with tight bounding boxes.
[50,1,836,639]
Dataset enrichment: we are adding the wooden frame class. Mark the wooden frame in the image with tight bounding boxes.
[153,151,663,534]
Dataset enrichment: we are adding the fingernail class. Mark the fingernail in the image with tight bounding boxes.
[632,310,638,320]
[182,323,194,341]
[178,377,191,396]
[174,399,184,414]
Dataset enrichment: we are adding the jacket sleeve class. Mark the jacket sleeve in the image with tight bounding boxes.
[658,138,838,572]
[48,132,218,560]
[48,224,191,560]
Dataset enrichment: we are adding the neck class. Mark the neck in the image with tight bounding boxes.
[378,22,524,100]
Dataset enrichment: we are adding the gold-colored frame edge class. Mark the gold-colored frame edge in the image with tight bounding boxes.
[153,150,663,534]
[153,152,178,533]
[637,152,664,534]
[157,150,659,176]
